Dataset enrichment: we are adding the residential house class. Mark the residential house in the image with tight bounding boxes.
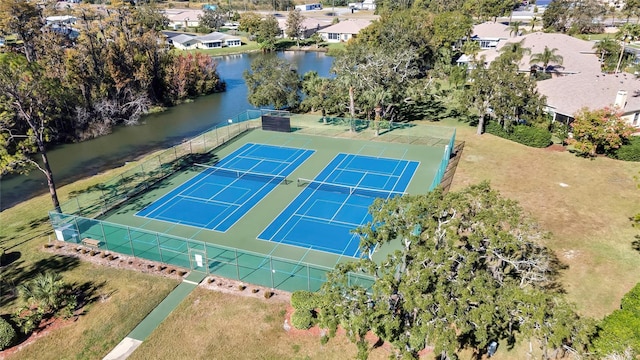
[317,19,372,43]
[295,3,322,11]
[470,22,512,49]
[277,18,332,39]
[536,72,640,130]
[44,15,79,40]
[170,34,200,50]
[169,32,242,50]
[45,15,77,26]
[458,31,600,76]
[163,9,203,30]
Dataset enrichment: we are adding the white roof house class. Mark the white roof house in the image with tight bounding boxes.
[45,15,77,25]
[317,19,372,43]
[170,32,242,50]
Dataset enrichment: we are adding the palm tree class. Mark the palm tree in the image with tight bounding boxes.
[530,16,540,32]
[499,39,531,64]
[462,40,481,60]
[593,37,621,71]
[529,46,564,73]
[614,23,640,73]
[508,21,523,37]
[18,272,65,313]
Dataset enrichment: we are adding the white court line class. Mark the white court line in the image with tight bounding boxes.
[207,148,314,233]
[275,214,360,254]
[394,160,421,193]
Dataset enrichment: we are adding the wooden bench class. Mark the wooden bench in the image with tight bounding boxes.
[81,238,102,248]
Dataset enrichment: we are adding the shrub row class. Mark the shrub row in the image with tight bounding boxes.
[485,122,552,148]
[610,136,640,162]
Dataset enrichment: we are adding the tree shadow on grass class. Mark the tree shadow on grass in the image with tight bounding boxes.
[633,235,640,252]
[0,255,81,308]
[104,152,221,215]
[73,280,108,315]
[543,250,570,294]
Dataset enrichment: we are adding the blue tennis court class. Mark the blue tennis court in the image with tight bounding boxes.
[258,153,419,257]
[136,143,314,232]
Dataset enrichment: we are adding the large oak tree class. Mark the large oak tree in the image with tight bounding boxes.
[294,183,593,359]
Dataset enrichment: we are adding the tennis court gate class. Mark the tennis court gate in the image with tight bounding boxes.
[49,211,374,293]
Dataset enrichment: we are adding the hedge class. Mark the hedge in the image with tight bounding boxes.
[0,317,16,350]
[611,137,640,162]
[291,309,315,330]
[485,122,552,148]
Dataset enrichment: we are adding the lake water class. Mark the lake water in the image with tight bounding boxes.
[0,51,334,211]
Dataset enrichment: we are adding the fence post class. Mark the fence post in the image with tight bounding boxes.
[270,257,275,288]
[76,197,81,214]
[127,227,135,256]
[99,222,107,249]
[189,141,193,154]
[204,244,209,274]
[307,265,310,291]
[235,249,240,280]
[73,216,81,244]
[156,233,164,263]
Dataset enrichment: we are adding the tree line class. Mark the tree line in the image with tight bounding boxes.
[0,1,224,210]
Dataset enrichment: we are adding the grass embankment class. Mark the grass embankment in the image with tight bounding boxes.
[0,158,179,359]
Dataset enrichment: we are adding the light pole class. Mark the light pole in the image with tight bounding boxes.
[227,119,233,138]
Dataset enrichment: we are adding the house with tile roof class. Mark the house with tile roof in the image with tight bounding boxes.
[317,19,372,43]
[537,72,640,130]
[458,23,640,131]
[458,31,600,75]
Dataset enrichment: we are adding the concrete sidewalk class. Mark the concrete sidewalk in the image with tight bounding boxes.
[103,272,206,360]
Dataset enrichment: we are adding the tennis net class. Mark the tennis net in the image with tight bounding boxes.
[195,164,289,184]
[297,178,405,198]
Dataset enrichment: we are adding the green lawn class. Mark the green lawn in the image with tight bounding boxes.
[443,119,640,320]
[0,155,179,359]
[574,33,615,41]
